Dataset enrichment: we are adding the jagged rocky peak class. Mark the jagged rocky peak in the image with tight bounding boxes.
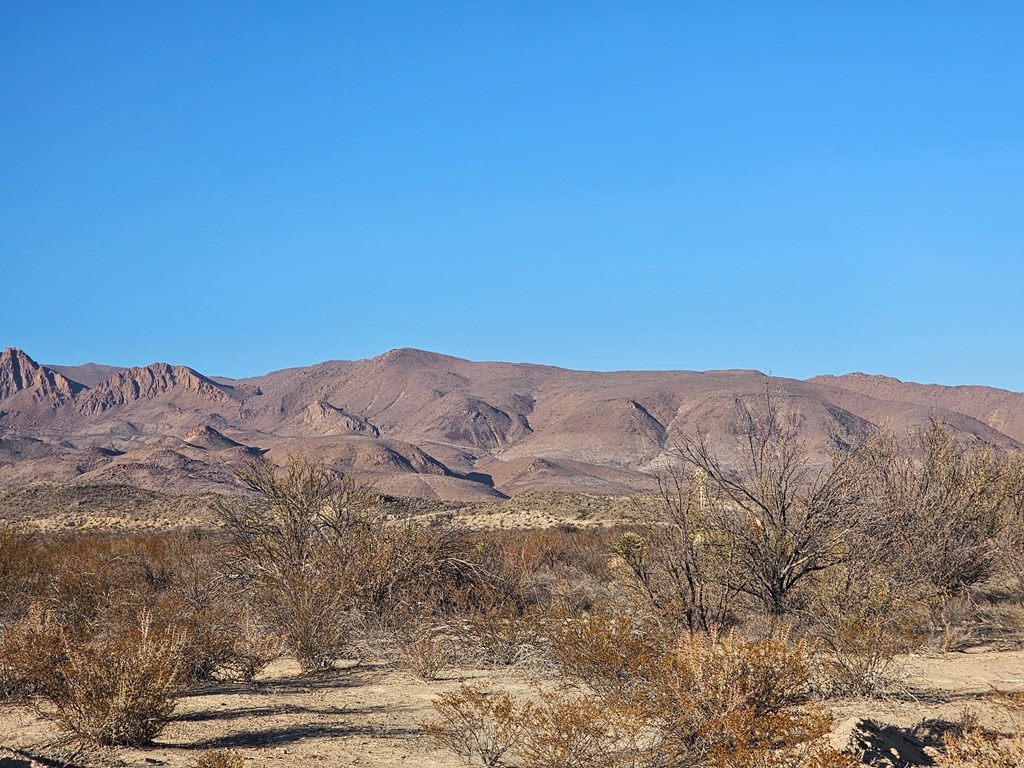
[0,347,84,401]
[78,362,236,414]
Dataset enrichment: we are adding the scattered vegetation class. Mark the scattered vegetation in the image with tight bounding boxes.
[2,395,1024,763]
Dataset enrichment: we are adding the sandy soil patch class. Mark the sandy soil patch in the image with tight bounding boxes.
[2,650,1023,767]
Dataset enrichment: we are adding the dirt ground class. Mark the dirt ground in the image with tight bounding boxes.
[1,648,1023,768]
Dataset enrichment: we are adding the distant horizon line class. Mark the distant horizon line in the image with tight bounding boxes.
[4,343,1021,395]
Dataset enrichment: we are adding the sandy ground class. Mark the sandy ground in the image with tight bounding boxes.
[1,649,1023,767]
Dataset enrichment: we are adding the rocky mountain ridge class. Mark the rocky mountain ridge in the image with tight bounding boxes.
[0,346,1021,501]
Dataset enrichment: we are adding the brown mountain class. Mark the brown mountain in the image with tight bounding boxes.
[809,373,1024,444]
[0,346,1020,501]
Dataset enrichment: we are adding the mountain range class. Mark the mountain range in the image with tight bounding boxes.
[1,346,1021,501]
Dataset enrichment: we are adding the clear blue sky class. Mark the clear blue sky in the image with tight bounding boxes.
[2,2,1023,389]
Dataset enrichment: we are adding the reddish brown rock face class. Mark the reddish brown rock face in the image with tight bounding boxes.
[0,347,83,403]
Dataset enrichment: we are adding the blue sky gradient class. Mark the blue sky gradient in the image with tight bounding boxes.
[2,2,1022,388]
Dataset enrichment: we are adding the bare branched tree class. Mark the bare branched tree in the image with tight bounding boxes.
[619,464,739,632]
[218,456,379,671]
[670,380,866,616]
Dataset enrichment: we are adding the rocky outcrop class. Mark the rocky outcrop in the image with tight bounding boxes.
[300,401,380,436]
[0,348,84,403]
[77,363,236,414]
[426,395,532,449]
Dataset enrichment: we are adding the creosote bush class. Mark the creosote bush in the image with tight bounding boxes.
[42,610,188,747]
[857,418,1010,596]
[428,620,853,768]
[220,456,488,673]
[807,565,927,696]
[219,457,368,672]
[424,686,530,766]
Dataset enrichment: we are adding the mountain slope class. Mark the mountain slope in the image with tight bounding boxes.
[0,346,1021,499]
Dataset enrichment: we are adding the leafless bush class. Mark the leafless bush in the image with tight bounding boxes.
[222,457,483,672]
[40,610,188,747]
[618,466,739,632]
[218,457,374,672]
[400,621,455,681]
[997,451,1024,600]
[460,605,548,668]
[857,418,1010,596]
[423,686,532,766]
[807,565,927,696]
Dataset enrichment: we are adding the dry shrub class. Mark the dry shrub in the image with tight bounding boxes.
[400,622,455,681]
[619,467,740,633]
[461,604,548,668]
[219,458,370,672]
[423,686,531,766]
[41,609,188,746]
[670,384,867,617]
[940,691,1024,768]
[546,617,841,767]
[347,517,485,632]
[222,457,481,672]
[195,749,245,768]
[999,452,1024,598]
[942,728,1024,768]
[0,605,63,701]
[0,524,45,625]
[429,627,852,768]
[808,565,926,696]
[214,609,284,682]
[925,592,988,652]
[858,419,1010,596]
[518,688,649,768]
[650,632,834,768]
[168,595,283,683]
[548,613,661,700]
[479,528,613,612]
